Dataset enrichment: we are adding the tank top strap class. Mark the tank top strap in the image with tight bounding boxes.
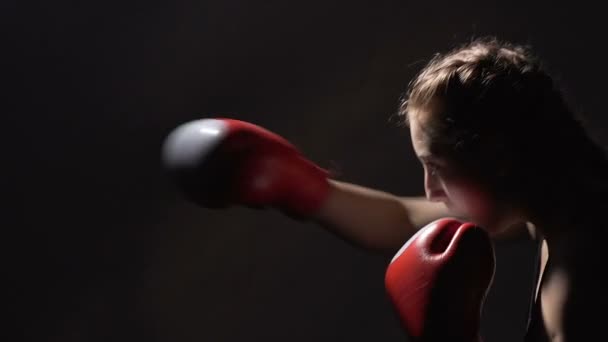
[526,239,543,328]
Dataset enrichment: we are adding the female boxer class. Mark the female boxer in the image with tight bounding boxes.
[162,37,608,341]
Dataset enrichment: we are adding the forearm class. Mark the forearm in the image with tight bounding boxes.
[312,180,449,252]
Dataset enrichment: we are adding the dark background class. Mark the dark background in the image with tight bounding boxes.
[6,0,606,341]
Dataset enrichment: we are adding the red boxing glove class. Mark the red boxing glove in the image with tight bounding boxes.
[161,118,330,218]
[385,218,495,342]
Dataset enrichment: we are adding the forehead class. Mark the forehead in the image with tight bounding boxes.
[408,108,435,157]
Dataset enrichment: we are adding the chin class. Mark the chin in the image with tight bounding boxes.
[447,201,515,232]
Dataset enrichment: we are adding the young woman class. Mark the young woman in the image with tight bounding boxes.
[162,37,608,341]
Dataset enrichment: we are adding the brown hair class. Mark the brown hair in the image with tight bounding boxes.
[398,37,608,221]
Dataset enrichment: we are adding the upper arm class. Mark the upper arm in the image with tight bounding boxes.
[546,239,605,342]
[550,271,604,342]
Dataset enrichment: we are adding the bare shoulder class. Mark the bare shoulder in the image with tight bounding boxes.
[543,227,607,341]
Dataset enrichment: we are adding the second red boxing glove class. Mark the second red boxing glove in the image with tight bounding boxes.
[385,218,496,342]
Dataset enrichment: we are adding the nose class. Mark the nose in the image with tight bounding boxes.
[424,169,447,203]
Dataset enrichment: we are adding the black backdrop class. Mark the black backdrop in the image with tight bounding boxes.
[6,1,607,341]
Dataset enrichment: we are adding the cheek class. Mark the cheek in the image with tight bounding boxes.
[443,180,493,221]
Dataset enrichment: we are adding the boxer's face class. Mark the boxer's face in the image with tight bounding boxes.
[408,108,521,233]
